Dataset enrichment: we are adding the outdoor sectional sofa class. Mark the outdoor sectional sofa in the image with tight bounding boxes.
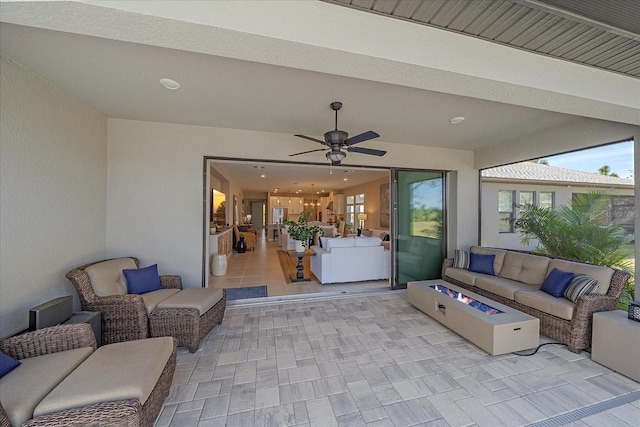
[0,323,175,426]
[441,246,631,353]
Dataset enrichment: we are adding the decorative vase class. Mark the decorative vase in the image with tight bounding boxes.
[294,240,305,253]
[237,237,247,253]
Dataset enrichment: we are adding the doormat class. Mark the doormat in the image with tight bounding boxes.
[225,285,268,300]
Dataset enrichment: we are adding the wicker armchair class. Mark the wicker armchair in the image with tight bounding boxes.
[0,323,176,427]
[67,257,227,352]
[65,257,182,345]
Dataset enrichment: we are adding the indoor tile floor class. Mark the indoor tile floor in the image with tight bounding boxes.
[208,229,390,299]
[156,292,640,427]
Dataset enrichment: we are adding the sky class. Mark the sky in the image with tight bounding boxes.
[542,140,634,178]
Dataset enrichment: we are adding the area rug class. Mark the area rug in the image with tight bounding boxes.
[276,249,319,284]
[225,285,268,300]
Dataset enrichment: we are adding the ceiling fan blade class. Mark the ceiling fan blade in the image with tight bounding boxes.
[295,134,326,145]
[347,146,386,156]
[344,130,379,146]
[288,148,328,157]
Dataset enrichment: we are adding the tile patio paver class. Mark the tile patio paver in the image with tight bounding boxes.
[158,292,640,426]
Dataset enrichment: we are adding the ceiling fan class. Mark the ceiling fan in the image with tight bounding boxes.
[290,102,386,165]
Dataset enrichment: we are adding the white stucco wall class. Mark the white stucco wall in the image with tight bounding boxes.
[0,56,107,337]
[106,119,478,285]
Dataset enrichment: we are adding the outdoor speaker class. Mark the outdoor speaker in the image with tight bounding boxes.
[29,296,73,330]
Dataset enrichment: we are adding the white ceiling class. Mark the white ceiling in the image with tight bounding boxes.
[1,0,638,193]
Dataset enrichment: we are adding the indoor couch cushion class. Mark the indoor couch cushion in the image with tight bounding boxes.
[354,236,382,247]
[34,337,174,418]
[540,268,574,297]
[514,290,575,320]
[157,288,224,315]
[123,264,162,294]
[564,274,599,303]
[0,347,93,426]
[453,250,470,269]
[141,288,181,315]
[474,275,538,300]
[324,237,355,252]
[444,267,481,286]
[361,229,373,237]
[470,246,507,275]
[499,252,550,286]
[85,257,136,297]
[0,351,20,378]
[469,253,495,275]
[546,259,614,295]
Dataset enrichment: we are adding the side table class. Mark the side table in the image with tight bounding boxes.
[592,310,639,382]
[286,249,315,282]
[63,311,102,347]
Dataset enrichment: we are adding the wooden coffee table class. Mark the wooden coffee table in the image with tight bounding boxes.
[407,280,539,355]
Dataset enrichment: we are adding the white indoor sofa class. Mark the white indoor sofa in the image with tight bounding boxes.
[310,236,390,284]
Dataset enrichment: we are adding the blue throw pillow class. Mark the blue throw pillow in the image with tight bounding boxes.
[0,351,20,378]
[123,264,162,295]
[469,252,495,275]
[541,268,574,298]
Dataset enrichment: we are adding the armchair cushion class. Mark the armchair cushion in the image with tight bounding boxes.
[0,351,20,378]
[156,288,224,315]
[85,258,136,296]
[0,347,93,426]
[123,264,162,295]
[141,289,181,315]
[34,338,173,418]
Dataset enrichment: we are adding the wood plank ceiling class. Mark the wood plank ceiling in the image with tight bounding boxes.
[323,0,640,78]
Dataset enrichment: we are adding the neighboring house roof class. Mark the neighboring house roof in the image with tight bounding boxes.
[482,162,634,188]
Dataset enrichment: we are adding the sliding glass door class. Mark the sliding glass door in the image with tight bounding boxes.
[393,170,445,287]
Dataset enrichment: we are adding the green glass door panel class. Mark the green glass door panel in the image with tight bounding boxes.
[394,170,445,287]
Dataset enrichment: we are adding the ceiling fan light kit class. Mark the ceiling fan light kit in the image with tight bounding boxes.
[290,102,386,165]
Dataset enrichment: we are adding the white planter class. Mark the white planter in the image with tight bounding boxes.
[294,240,305,253]
[210,227,216,234]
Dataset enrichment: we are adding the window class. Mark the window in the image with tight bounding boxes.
[498,190,515,233]
[520,191,534,206]
[539,192,554,209]
[346,194,365,230]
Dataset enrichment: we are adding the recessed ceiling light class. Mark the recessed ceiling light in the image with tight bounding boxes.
[260,174,266,178]
[449,116,465,124]
[343,178,348,181]
[159,78,181,90]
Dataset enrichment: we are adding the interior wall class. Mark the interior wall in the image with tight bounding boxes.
[0,56,108,338]
[106,119,477,285]
[343,176,389,230]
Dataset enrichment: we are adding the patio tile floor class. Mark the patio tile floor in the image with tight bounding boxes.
[156,291,639,426]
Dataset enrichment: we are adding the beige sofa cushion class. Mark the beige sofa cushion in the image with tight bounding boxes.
[141,288,181,315]
[546,259,614,295]
[475,275,538,300]
[157,288,224,315]
[444,268,482,287]
[470,246,507,275]
[499,252,550,286]
[34,337,174,418]
[85,258,137,297]
[0,347,93,426]
[514,290,575,320]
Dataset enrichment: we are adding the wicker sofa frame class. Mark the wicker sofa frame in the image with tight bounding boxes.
[66,257,226,352]
[441,250,631,353]
[0,323,176,427]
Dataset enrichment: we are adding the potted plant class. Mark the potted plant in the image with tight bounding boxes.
[284,211,322,252]
[210,221,217,234]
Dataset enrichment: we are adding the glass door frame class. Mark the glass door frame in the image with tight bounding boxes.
[390,168,448,289]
